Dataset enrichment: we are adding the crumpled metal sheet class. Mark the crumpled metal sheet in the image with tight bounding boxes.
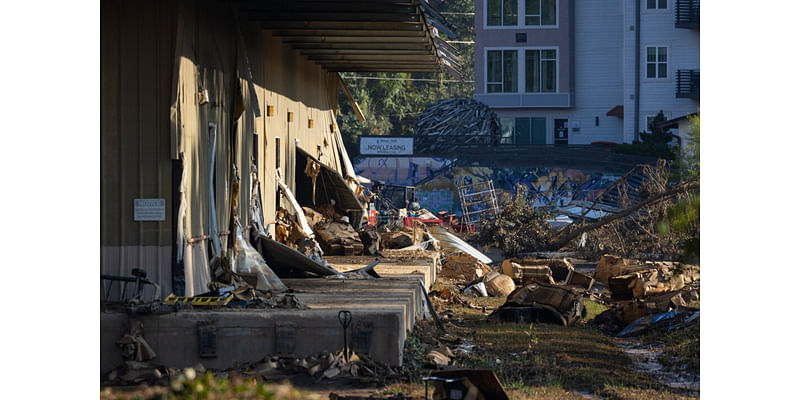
[255,235,340,277]
[427,224,492,264]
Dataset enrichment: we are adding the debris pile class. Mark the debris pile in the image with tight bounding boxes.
[440,253,491,281]
[489,283,586,326]
[241,351,401,382]
[587,253,700,335]
[414,98,500,154]
[303,206,364,256]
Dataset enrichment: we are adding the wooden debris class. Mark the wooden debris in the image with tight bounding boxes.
[414,98,501,154]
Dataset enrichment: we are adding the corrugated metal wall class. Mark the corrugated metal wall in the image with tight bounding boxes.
[100,0,178,295]
[102,0,348,297]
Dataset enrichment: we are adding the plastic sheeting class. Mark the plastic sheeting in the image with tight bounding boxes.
[233,225,287,292]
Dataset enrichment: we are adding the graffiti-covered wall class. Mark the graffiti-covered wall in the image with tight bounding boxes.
[355,157,620,215]
[354,157,451,186]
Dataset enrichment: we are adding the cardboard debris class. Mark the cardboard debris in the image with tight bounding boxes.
[441,254,491,282]
[593,254,640,284]
[607,262,699,300]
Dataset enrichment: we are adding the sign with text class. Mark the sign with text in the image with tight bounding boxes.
[360,136,413,155]
[134,198,166,221]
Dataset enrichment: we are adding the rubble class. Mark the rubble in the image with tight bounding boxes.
[303,206,364,256]
[241,350,401,382]
[440,253,491,281]
[489,283,586,326]
[414,98,500,154]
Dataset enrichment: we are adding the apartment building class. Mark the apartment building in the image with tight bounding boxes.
[473,0,699,145]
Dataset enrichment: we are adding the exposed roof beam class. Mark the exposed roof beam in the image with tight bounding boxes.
[259,21,423,31]
[252,12,421,23]
[269,29,427,37]
[282,36,430,44]
[291,42,433,51]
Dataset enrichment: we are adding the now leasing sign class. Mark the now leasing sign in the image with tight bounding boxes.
[360,136,413,155]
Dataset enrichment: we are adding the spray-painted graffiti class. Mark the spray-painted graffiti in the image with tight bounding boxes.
[354,157,451,186]
[354,156,621,215]
[418,167,619,215]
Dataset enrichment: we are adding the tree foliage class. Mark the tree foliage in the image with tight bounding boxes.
[614,110,677,160]
[336,0,476,156]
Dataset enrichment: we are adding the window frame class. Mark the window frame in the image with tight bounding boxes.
[524,48,558,93]
[645,0,669,10]
[484,0,559,29]
[485,46,559,94]
[486,49,519,93]
[645,45,669,79]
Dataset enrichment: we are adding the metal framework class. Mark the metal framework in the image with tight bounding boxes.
[240,0,460,76]
[458,180,500,224]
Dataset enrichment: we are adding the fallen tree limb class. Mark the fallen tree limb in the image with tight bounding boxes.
[548,181,699,250]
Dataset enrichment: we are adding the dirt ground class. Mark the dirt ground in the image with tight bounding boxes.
[100,280,699,400]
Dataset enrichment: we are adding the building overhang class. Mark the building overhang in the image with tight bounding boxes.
[240,0,460,76]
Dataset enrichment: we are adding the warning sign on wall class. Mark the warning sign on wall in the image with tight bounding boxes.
[134,198,166,221]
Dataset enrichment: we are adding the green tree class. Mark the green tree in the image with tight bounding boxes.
[337,0,476,156]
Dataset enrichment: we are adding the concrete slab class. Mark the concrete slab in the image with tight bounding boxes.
[101,277,432,374]
[324,255,439,289]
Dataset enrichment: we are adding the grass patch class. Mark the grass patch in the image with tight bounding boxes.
[583,299,609,321]
[442,300,673,396]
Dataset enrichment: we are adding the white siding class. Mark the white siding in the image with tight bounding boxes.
[569,0,625,143]
[475,0,699,144]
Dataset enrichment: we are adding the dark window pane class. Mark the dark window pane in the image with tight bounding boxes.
[515,118,531,145]
[503,50,518,92]
[488,83,503,93]
[543,60,556,92]
[542,49,556,59]
[526,0,540,15]
[542,0,556,25]
[503,0,518,26]
[647,47,656,62]
[488,0,501,25]
[647,63,656,78]
[488,50,502,83]
[647,0,656,9]
[658,47,667,62]
[525,50,540,92]
[658,63,667,78]
[658,0,667,8]
[532,118,547,144]
[525,15,540,25]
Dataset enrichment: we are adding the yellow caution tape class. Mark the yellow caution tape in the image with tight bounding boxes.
[164,293,233,307]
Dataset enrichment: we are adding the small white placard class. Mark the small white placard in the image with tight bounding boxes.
[134,198,166,221]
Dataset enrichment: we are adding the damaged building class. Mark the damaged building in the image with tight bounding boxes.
[101,0,458,374]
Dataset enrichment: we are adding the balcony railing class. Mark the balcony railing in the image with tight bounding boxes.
[675,0,700,29]
[676,69,700,99]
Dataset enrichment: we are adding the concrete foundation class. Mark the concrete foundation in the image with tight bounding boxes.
[101,253,439,374]
[325,255,440,289]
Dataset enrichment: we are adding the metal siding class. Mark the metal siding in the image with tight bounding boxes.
[103,0,356,296]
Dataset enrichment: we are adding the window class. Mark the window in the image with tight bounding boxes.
[646,46,667,78]
[646,0,667,9]
[487,0,518,26]
[487,50,518,93]
[525,49,557,92]
[525,0,556,26]
[513,117,547,144]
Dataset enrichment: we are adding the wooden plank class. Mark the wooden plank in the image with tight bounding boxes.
[337,73,365,122]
